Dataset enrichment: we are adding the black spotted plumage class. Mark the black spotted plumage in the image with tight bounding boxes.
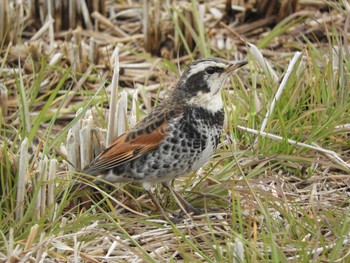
[79,58,247,216]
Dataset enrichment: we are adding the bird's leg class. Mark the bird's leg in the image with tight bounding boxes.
[143,181,179,220]
[145,189,168,216]
[162,182,202,215]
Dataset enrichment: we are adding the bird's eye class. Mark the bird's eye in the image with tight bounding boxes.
[205,67,216,74]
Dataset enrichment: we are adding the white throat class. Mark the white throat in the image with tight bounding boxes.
[189,91,223,112]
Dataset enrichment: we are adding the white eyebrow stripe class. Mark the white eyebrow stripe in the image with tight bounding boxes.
[186,61,227,77]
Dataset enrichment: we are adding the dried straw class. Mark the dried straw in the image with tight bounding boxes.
[15,137,28,220]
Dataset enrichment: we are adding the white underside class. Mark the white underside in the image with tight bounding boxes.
[191,136,215,171]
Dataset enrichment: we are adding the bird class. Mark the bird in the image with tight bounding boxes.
[81,58,247,217]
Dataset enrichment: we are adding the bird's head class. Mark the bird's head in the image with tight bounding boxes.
[174,58,247,112]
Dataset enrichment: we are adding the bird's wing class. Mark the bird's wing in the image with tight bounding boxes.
[82,107,179,175]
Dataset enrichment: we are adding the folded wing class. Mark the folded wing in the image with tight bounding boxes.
[82,120,169,175]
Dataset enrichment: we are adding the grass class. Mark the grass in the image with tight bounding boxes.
[1,1,350,262]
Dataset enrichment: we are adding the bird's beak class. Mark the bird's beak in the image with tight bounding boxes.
[224,60,248,74]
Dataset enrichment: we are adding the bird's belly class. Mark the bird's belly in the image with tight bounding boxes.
[98,118,222,185]
[99,137,217,185]
[190,135,217,171]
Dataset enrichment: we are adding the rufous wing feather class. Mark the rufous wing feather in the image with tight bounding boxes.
[82,122,168,175]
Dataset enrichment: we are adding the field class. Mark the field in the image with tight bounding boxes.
[0,0,349,262]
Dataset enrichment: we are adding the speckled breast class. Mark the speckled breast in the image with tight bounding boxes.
[110,106,225,183]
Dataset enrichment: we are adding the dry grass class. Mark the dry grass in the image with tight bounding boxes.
[0,0,349,262]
